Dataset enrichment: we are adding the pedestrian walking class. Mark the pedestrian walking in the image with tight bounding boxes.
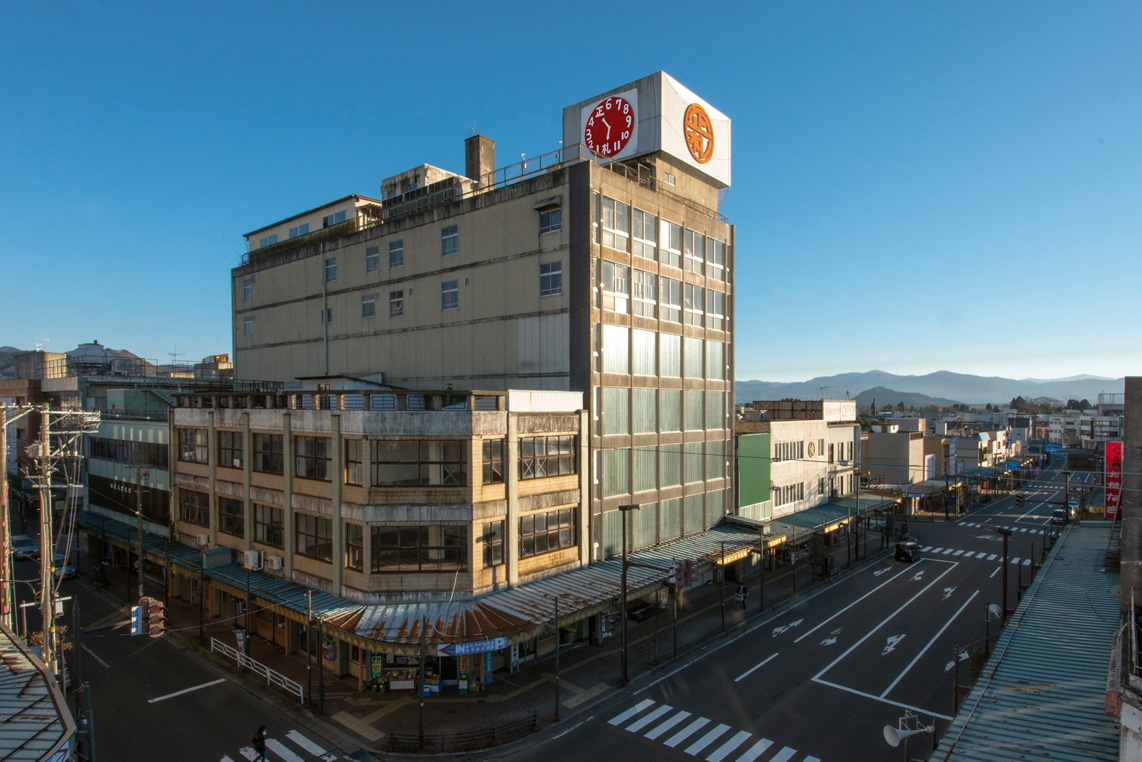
[735,582,748,610]
[252,725,267,762]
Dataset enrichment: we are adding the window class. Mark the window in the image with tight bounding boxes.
[259,234,278,248]
[323,210,347,227]
[296,513,332,561]
[602,323,628,374]
[775,483,805,506]
[482,439,504,484]
[441,225,458,257]
[344,439,362,485]
[602,387,630,435]
[601,260,629,313]
[660,277,682,323]
[706,238,726,281]
[519,435,577,479]
[289,222,310,238]
[661,221,682,268]
[365,246,380,273]
[631,209,657,259]
[601,197,630,251]
[371,526,468,573]
[345,523,364,572]
[684,230,705,274]
[361,294,376,319]
[660,333,681,377]
[371,440,467,486]
[684,390,704,431]
[684,336,704,379]
[294,436,331,481]
[179,489,209,527]
[539,262,563,296]
[243,317,254,336]
[520,508,577,559]
[389,240,404,268]
[389,290,404,317]
[324,257,337,283]
[707,341,725,380]
[218,497,244,537]
[539,209,562,234]
[254,504,283,548]
[482,521,505,567]
[632,270,657,318]
[705,290,725,331]
[320,307,333,324]
[242,278,253,301]
[89,438,168,468]
[253,433,283,474]
[774,441,805,462]
[632,329,657,376]
[441,280,458,310]
[178,429,208,464]
[684,283,704,327]
[660,389,682,432]
[602,448,630,497]
[217,430,243,469]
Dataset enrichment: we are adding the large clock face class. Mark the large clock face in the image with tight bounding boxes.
[584,96,634,158]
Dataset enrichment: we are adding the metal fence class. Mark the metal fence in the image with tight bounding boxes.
[386,712,537,753]
[210,637,304,705]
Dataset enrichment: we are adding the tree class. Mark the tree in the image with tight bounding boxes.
[985,403,994,411]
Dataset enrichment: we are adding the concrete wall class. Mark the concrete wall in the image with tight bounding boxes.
[1121,377,1141,615]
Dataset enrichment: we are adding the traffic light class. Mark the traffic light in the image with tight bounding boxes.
[1016,495,1025,508]
[137,596,152,636]
[130,605,143,636]
[670,561,684,588]
[147,598,165,638]
[682,559,694,587]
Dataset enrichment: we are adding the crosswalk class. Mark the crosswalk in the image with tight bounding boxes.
[608,699,820,762]
[920,546,1032,565]
[958,521,1050,535]
[221,728,347,762]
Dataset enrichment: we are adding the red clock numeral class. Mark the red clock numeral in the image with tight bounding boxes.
[584,96,634,158]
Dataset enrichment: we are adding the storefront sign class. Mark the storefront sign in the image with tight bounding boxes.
[485,651,494,684]
[438,636,506,657]
[510,644,520,673]
[1105,441,1123,520]
[371,654,383,677]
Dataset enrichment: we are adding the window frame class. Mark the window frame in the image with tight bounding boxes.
[324,257,337,283]
[252,433,283,475]
[539,261,563,297]
[365,246,380,273]
[218,496,244,537]
[361,293,377,319]
[254,503,284,548]
[441,280,459,311]
[441,225,459,257]
[519,508,577,559]
[217,430,243,470]
[539,208,562,234]
[178,428,208,464]
[295,512,333,562]
[389,290,404,317]
[294,435,332,481]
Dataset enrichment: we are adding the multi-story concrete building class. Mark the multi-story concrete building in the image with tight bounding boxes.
[231,72,734,561]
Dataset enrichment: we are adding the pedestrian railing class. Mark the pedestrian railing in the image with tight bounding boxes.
[387,711,538,753]
[210,637,304,705]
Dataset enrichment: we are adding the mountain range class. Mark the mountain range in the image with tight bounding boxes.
[735,370,1124,407]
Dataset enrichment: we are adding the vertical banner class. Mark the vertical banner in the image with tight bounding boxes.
[1105,441,1123,520]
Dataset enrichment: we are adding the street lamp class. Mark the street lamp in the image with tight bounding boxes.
[545,593,569,720]
[983,524,1012,626]
[618,503,641,686]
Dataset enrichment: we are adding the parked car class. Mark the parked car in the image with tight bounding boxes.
[52,553,77,581]
[1052,508,1067,525]
[11,535,40,560]
[894,541,922,563]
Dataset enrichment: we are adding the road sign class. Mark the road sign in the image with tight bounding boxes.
[371,654,383,676]
[438,636,507,657]
[1045,445,1061,453]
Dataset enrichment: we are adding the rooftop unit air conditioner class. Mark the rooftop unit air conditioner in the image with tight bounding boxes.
[242,550,262,571]
[265,555,283,571]
[196,533,209,548]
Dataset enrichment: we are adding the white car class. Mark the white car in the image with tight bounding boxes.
[52,554,77,581]
[11,535,40,560]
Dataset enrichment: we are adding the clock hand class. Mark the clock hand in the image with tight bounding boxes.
[601,116,611,138]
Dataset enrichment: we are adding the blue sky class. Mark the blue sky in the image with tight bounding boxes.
[2,2,1138,383]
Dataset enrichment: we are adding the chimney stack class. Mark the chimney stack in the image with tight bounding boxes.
[465,134,495,186]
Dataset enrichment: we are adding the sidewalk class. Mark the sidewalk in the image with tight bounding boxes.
[81,528,901,758]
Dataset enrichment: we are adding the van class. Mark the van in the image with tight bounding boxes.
[894,541,921,563]
[1051,508,1066,525]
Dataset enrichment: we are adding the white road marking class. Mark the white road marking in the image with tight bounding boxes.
[952,550,964,556]
[645,710,690,740]
[284,730,336,761]
[266,738,304,762]
[990,567,1001,578]
[737,738,774,762]
[664,717,710,747]
[706,730,752,762]
[942,548,954,554]
[82,644,110,668]
[735,652,778,682]
[627,704,672,732]
[987,554,997,561]
[881,590,979,697]
[685,723,730,755]
[221,756,236,762]
[608,699,654,725]
[148,677,226,703]
[814,677,953,720]
[769,747,798,762]
[795,565,918,643]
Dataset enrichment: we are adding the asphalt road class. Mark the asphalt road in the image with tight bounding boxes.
[512,455,1072,762]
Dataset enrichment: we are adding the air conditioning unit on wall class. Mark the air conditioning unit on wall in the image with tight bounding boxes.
[265,555,283,571]
[196,533,209,548]
[242,550,262,570]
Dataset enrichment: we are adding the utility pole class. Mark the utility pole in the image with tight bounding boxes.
[127,466,151,601]
[37,408,55,672]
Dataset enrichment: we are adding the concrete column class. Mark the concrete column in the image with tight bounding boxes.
[283,412,294,576]
[331,414,344,594]
[506,414,520,587]
[242,411,252,551]
[207,411,217,546]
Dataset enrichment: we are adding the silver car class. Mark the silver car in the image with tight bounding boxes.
[11,535,40,560]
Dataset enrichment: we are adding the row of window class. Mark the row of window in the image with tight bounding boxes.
[178,430,578,486]
[178,491,575,570]
[255,209,349,250]
[89,437,169,469]
[598,195,727,282]
[597,388,726,436]
[599,260,726,329]
[775,482,805,506]
[598,325,727,380]
[240,263,563,336]
[773,438,827,463]
[597,442,729,499]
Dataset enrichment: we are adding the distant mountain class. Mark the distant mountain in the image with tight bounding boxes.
[853,387,960,410]
[0,346,21,380]
[735,370,1123,406]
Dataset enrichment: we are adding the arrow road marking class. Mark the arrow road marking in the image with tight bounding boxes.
[944,659,955,672]
[821,636,837,646]
[883,635,905,655]
[770,619,803,638]
[942,587,956,600]
[874,568,889,577]
[910,571,924,581]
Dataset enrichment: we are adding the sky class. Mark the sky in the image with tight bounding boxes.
[2,2,1139,383]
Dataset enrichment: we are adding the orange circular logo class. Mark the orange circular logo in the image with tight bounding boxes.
[684,103,714,164]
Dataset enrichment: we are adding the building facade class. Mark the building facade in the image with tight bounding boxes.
[231,72,735,561]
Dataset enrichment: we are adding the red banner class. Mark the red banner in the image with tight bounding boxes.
[1105,441,1123,520]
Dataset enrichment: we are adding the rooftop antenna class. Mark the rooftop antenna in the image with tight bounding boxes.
[35,338,51,352]
[169,345,184,366]
[820,385,830,400]
[469,120,476,138]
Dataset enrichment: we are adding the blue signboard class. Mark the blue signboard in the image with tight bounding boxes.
[438,636,507,657]
[1045,445,1061,453]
